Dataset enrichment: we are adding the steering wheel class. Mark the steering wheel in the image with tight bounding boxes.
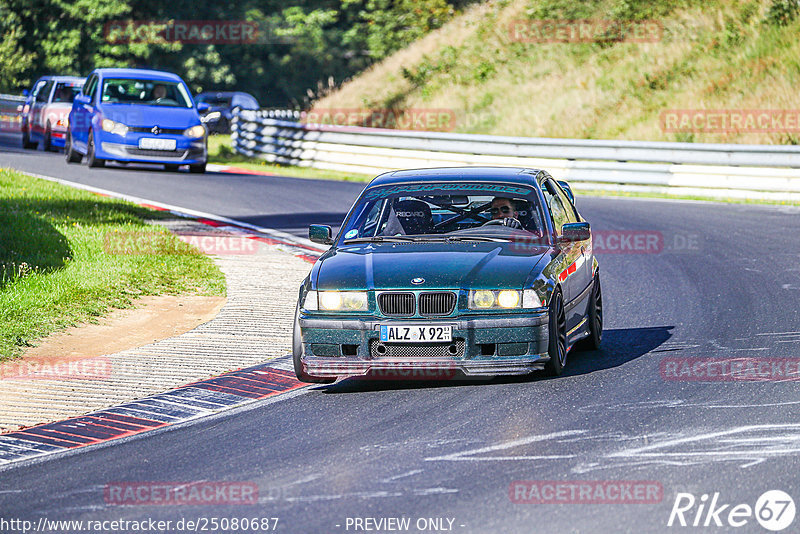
[482,217,523,229]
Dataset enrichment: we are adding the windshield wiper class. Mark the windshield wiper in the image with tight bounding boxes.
[343,236,420,244]
[444,235,510,243]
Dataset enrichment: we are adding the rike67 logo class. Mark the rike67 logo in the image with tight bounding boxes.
[668,490,795,531]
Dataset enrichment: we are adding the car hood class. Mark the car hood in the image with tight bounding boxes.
[315,242,552,290]
[99,104,200,129]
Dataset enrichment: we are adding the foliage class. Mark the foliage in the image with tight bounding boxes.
[0,0,473,106]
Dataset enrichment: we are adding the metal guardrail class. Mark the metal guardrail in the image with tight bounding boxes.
[0,93,25,133]
[231,110,800,201]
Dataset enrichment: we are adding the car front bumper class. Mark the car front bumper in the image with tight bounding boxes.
[98,139,206,164]
[299,313,550,378]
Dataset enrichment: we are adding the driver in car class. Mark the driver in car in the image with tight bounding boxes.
[486,197,523,229]
[152,84,167,101]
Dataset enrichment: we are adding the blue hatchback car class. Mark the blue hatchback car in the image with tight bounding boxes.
[65,68,209,172]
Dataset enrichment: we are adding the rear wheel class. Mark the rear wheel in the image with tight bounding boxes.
[544,289,567,376]
[578,275,603,351]
[293,304,335,384]
[22,127,37,149]
[65,131,81,163]
[86,130,104,168]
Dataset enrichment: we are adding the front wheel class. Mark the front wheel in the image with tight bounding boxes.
[293,304,335,384]
[86,130,105,168]
[22,127,37,149]
[544,289,567,376]
[43,124,53,152]
[65,131,81,163]
[189,162,206,174]
[578,275,603,351]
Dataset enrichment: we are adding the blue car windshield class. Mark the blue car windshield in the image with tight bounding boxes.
[101,78,193,108]
[339,182,547,243]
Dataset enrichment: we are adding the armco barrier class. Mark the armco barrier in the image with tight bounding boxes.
[0,93,25,133]
[231,111,800,201]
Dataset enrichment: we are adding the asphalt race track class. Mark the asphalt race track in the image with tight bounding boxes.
[2,138,800,533]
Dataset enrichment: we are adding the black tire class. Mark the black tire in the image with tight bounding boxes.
[22,127,37,149]
[43,123,53,152]
[293,304,335,384]
[578,275,603,351]
[164,164,180,171]
[189,162,206,174]
[65,131,81,163]
[86,130,104,168]
[544,288,568,376]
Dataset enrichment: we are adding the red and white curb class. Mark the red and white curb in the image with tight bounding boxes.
[0,358,304,468]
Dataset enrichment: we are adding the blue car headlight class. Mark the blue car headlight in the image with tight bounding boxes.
[101,119,128,136]
[183,125,205,138]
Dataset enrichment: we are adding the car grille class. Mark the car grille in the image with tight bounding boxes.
[378,292,415,316]
[378,291,457,317]
[126,148,186,158]
[130,126,185,135]
[369,339,465,359]
[419,292,456,316]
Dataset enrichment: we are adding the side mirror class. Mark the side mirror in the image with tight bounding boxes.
[22,89,30,97]
[309,224,333,245]
[197,102,210,113]
[558,222,590,244]
[74,94,90,105]
[557,180,575,205]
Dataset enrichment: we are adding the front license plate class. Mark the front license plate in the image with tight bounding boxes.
[379,324,452,343]
[139,137,177,150]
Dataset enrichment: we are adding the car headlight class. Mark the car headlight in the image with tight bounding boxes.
[304,290,368,312]
[469,289,542,310]
[183,124,205,138]
[101,119,128,136]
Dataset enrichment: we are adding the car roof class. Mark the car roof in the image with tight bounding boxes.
[366,167,544,188]
[92,68,184,82]
[197,91,253,97]
[37,76,85,84]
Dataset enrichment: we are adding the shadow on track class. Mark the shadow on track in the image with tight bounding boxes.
[317,325,674,394]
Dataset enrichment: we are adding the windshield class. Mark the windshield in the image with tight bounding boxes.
[101,78,193,108]
[52,82,83,103]
[338,181,547,245]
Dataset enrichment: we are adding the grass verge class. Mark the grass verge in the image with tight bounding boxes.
[0,168,226,361]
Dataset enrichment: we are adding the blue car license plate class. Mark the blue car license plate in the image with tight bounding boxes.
[379,324,452,343]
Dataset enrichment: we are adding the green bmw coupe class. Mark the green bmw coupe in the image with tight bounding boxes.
[293,167,602,383]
